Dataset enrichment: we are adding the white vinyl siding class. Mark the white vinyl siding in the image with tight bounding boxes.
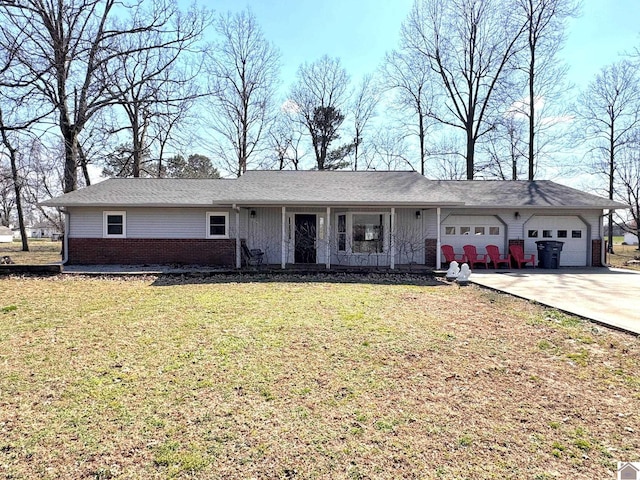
[69,208,240,239]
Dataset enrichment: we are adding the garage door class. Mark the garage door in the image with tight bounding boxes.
[524,216,587,266]
[441,215,506,253]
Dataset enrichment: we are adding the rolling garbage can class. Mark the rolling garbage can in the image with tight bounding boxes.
[535,240,564,269]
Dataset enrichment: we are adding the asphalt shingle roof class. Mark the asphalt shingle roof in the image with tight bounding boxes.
[40,171,627,210]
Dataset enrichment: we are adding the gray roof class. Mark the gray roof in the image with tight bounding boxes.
[40,171,627,210]
[0,226,12,235]
[427,180,627,209]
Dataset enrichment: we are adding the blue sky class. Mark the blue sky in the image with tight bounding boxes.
[200,0,640,95]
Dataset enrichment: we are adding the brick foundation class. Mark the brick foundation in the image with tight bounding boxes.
[591,239,603,267]
[67,238,236,266]
[425,239,437,267]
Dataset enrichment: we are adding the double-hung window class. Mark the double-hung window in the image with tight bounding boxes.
[207,212,229,238]
[103,211,126,238]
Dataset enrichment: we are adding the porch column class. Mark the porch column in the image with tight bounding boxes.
[281,206,286,269]
[390,207,395,270]
[436,207,441,270]
[326,207,331,269]
[235,207,241,269]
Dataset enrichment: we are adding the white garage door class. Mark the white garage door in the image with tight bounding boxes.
[441,215,506,253]
[524,216,587,266]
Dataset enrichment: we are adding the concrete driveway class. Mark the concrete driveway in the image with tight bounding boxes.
[470,267,640,335]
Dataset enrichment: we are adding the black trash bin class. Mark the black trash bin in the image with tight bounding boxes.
[535,240,564,269]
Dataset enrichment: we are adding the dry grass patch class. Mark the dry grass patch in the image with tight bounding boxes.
[609,243,640,271]
[1,274,639,479]
[0,240,62,264]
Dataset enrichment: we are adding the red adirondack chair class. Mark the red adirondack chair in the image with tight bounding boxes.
[485,244,511,269]
[509,244,536,268]
[462,244,489,269]
[441,244,465,264]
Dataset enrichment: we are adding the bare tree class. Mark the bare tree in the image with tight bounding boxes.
[514,0,578,180]
[289,55,351,170]
[370,127,411,171]
[267,110,306,171]
[102,2,209,178]
[350,74,380,171]
[574,60,640,253]
[402,0,527,179]
[205,8,280,177]
[615,142,640,250]
[382,49,434,176]
[482,114,527,180]
[0,0,207,192]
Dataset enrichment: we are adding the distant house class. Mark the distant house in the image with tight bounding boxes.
[41,171,628,269]
[0,226,12,243]
[623,221,639,245]
[26,221,61,240]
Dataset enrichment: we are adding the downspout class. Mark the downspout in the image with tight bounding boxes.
[600,213,605,266]
[61,208,69,266]
[436,207,441,269]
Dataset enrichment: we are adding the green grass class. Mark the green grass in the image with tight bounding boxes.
[1,274,639,479]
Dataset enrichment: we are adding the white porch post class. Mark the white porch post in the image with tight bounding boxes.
[436,207,441,270]
[281,206,286,269]
[235,206,241,269]
[326,207,331,269]
[390,207,395,270]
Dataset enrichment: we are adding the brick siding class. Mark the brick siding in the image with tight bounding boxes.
[591,239,603,267]
[424,238,437,267]
[67,238,236,266]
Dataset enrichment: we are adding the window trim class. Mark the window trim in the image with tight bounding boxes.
[335,211,389,255]
[206,211,229,239]
[103,211,126,238]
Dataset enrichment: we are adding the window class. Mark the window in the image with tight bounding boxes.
[474,226,485,235]
[445,226,456,235]
[352,214,384,253]
[103,211,126,238]
[543,230,553,238]
[206,212,229,238]
[489,226,500,235]
[572,230,582,239]
[337,214,346,252]
[528,230,538,238]
[460,226,471,235]
[557,230,567,238]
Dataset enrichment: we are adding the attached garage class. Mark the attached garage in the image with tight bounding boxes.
[524,215,589,266]
[441,215,507,253]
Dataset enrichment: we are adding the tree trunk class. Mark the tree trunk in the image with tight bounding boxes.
[7,142,28,252]
[418,113,425,176]
[62,130,78,193]
[466,128,475,180]
[608,127,615,254]
[528,30,535,181]
[78,144,91,186]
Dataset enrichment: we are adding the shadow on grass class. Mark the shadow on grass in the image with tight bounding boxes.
[149,271,446,287]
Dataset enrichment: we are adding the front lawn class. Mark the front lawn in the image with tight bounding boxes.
[1,274,639,479]
[0,240,62,264]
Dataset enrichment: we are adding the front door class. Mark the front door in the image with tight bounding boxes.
[295,214,317,263]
